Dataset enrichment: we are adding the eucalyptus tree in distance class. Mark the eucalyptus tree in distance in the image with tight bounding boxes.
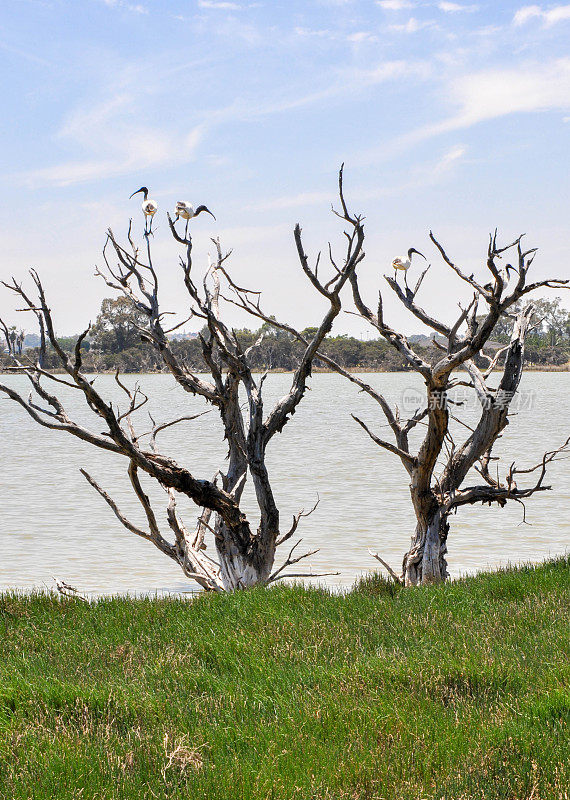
[230,168,570,586]
[0,181,364,591]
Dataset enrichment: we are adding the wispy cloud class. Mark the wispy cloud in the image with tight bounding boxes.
[206,15,263,44]
[22,94,205,188]
[513,4,570,26]
[350,60,431,85]
[385,143,468,191]
[400,58,570,145]
[250,145,467,211]
[198,0,244,9]
[24,139,203,188]
[294,26,380,44]
[0,38,54,66]
[247,190,334,212]
[437,2,478,12]
[294,26,336,39]
[208,59,430,122]
[388,17,437,32]
[101,0,148,13]
[22,128,202,188]
[379,0,478,11]
[347,30,379,43]
[57,95,132,143]
[20,51,431,190]
[376,0,415,9]
[431,143,466,171]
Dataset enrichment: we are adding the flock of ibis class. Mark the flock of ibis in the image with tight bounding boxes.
[128,187,449,288]
[129,186,216,234]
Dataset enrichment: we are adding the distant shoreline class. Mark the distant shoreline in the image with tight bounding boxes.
[3,364,570,376]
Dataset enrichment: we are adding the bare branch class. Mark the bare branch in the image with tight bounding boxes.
[384,275,452,339]
[352,415,417,468]
[80,468,175,558]
[55,580,88,602]
[368,550,404,585]
[267,539,338,584]
[275,497,320,547]
[429,231,488,297]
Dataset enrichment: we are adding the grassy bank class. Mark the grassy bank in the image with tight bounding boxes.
[1,559,569,799]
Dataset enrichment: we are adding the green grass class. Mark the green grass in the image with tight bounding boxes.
[1,558,569,799]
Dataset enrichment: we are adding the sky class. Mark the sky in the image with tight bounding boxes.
[0,0,569,337]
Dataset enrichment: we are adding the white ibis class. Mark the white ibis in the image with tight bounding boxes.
[502,263,519,283]
[174,201,216,222]
[392,248,427,288]
[129,187,158,232]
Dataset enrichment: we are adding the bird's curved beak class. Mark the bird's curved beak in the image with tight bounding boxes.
[409,248,427,260]
[203,207,216,221]
[129,188,144,199]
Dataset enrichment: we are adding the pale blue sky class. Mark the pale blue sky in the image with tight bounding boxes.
[1,0,569,335]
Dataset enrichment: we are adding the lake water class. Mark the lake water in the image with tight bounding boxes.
[1,372,569,596]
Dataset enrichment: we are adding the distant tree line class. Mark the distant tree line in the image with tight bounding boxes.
[2,294,570,373]
[489,297,570,366]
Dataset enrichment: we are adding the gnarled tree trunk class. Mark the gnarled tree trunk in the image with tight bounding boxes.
[403,502,450,586]
[215,536,275,590]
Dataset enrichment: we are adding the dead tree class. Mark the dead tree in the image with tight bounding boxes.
[0,180,364,591]
[349,232,569,584]
[231,168,570,586]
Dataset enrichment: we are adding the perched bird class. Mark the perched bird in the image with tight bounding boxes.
[502,263,519,283]
[129,187,158,231]
[392,248,427,288]
[174,201,216,222]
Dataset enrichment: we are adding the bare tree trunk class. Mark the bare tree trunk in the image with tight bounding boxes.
[215,537,274,590]
[214,417,280,589]
[403,501,450,586]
